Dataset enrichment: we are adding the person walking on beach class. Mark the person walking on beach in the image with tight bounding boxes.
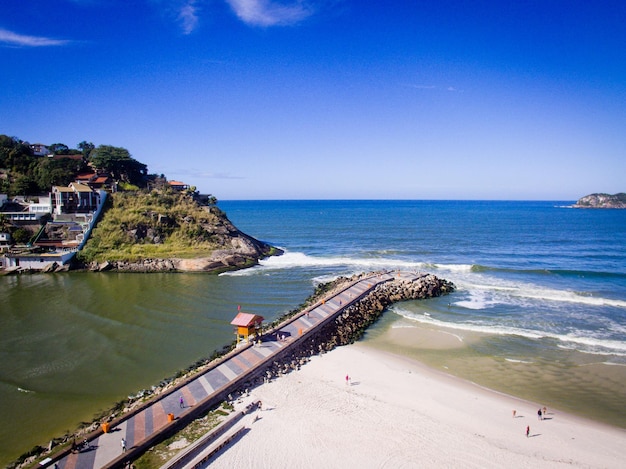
[345,374,350,385]
[121,437,126,452]
[526,425,530,437]
[538,408,543,420]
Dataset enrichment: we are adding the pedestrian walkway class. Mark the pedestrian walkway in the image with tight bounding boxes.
[44,271,417,469]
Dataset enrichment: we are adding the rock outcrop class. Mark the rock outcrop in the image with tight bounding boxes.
[77,191,282,273]
[573,193,626,209]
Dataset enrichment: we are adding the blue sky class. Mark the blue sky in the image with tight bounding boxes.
[1,1,624,200]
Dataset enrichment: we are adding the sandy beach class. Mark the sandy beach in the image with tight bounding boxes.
[209,343,625,468]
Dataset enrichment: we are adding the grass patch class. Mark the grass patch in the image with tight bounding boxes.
[134,402,232,469]
[77,189,232,263]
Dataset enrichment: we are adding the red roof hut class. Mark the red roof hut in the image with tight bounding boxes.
[230,312,264,344]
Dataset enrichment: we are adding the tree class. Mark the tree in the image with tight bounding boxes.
[34,157,85,190]
[78,141,95,158]
[49,143,69,154]
[11,227,32,244]
[11,175,38,195]
[89,145,148,187]
[0,214,11,233]
[0,135,35,173]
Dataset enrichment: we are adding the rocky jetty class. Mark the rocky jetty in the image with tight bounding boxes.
[238,271,455,387]
[110,271,454,412]
[573,193,626,209]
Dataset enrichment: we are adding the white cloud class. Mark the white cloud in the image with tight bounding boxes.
[225,0,314,26]
[406,84,463,93]
[0,28,70,47]
[409,84,437,90]
[178,0,200,34]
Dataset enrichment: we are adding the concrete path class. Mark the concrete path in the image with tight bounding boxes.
[45,271,417,468]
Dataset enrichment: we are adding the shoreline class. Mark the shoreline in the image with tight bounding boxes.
[364,317,626,429]
[209,341,626,468]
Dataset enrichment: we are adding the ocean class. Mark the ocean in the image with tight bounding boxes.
[1,200,625,464]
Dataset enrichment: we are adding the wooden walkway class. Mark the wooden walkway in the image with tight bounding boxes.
[43,271,419,468]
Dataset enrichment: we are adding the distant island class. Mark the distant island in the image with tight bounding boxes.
[572,193,626,209]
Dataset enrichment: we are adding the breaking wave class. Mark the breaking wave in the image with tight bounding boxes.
[393,306,626,356]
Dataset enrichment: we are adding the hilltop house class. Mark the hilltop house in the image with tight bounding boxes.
[168,180,189,191]
[29,143,51,157]
[75,171,111,190]
[52,182,100,215]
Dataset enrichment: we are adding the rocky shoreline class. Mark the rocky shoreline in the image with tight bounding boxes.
[85,248,281,273]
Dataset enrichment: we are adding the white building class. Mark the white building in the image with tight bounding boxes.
[28,196,52,215]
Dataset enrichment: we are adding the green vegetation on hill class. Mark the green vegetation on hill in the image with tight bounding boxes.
[0,134,149,195]
[77,189,230,263]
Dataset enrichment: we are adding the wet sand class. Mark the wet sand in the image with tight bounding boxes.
[366,320,626,428]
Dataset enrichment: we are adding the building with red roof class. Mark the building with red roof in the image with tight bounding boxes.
[230,312,264,344]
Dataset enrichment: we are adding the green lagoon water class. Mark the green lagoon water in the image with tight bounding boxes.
[0,272,311,465]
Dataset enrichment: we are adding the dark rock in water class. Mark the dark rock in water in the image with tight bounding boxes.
[573,193,626,209]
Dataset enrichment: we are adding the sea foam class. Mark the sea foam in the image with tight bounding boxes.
[393,306,626,356]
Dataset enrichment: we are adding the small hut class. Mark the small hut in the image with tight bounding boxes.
[230,312,264,344]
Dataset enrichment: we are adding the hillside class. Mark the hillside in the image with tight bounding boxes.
[76,189,280,272]
[573,193,626,209]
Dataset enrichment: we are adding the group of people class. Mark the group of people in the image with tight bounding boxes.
[514,406,548,438]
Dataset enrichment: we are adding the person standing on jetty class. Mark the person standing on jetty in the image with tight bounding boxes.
[180,395,185,408]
